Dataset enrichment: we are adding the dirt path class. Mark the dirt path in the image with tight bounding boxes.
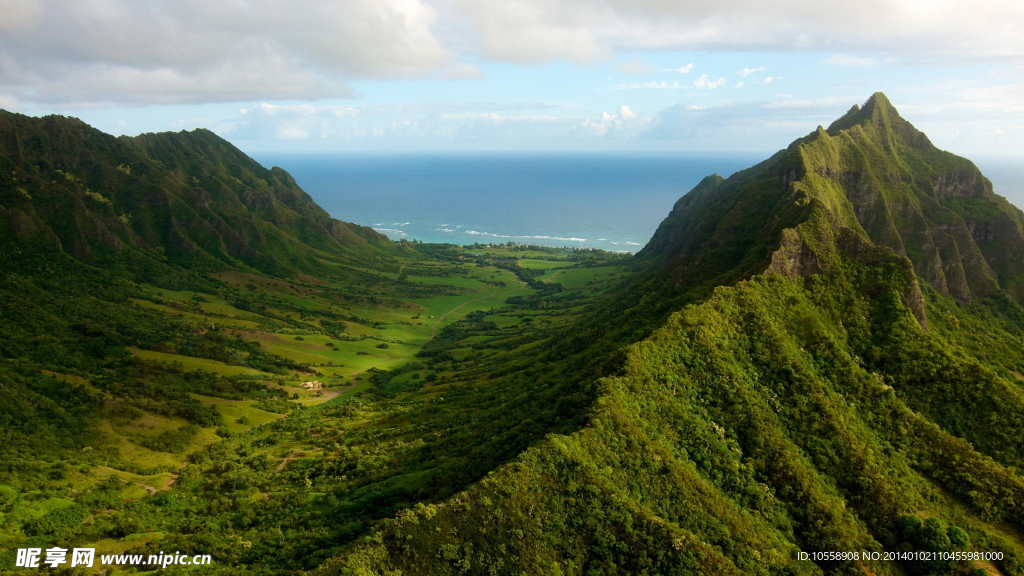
[545,270,564,283]
[136,483,158,496]
[275,450,301,473]
[318,388,343,401]
[165,457,190,489]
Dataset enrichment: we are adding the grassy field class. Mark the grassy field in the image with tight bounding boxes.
[209,401,284,433]
[131,348,276,378]
[516,258,569,270]
[11,244,630,558]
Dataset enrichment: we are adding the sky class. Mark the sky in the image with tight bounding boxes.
[1,0,1023,156]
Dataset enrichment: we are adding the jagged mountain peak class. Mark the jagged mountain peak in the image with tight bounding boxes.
[825,92,933,149]
[640,92,1024,313]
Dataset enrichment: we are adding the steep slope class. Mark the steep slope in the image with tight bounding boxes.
[332,95,1024,576]
[639,92,1024,305]
[0,110,399,279]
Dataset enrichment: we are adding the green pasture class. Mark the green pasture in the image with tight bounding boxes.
[210,401,284,433]
[516,258,568,270]
[132,349,275,378]
[545,266,623,291]
[130,299,263,329]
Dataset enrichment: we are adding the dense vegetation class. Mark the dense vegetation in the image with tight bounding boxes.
[1,95,1023,576]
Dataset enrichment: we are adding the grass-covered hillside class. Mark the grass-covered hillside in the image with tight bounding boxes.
[0,110,400,280]
[330,94,1024,576]
[2,97,1024,576]
[638,93,1024,305]
[338,254,1024,576]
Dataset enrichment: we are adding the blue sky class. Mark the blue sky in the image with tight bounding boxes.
[1,0,1022,156]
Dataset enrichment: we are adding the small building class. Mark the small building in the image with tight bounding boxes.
[302,380,322,391]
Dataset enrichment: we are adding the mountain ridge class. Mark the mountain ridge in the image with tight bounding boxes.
[331,93,1024,576]
[0,110,401,281]
[2,99,1024,575]
[638,93,1024,315]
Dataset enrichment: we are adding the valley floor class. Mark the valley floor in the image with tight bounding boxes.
[0,243,630,574]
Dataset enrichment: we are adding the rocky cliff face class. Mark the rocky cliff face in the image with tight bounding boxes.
[640,93,1024,310]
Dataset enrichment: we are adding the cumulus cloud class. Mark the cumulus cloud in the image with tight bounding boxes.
[617,57,659,75]
[0,0,43,31]
[444,0,1024,64]
[436,112,563,123]
[233,100,648,144]
[228,101,564,142]
[3,0,1022,107]
[0,0,456,105]
[453,0,605,64]
[221,91,1024,155]
[740,67,764,77]
[664,63,695,73]
[694,74,727,89]
[577,105,649,137]
[644,97,863,148]
[615,81,684,90]
[824,54,880,66]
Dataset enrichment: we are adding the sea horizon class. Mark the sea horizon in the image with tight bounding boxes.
[254,151,1024,253]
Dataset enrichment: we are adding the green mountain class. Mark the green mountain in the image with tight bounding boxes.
[0,110,399,280]
[0,110,622,575]
[2,96,1024,576]
[639,93,1024,306]
[329,94,1024,576]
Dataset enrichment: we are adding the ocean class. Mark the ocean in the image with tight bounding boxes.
[253,152,1024,253]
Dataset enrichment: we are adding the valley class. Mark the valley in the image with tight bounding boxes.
[3,96,1024,575]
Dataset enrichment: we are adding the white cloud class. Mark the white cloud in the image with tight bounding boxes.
[735,81,746,88]
[824,54,880,66]
[763,76,775,84]
[615,81,684,90]
[220,88,1024,155]
[0,0,456,106]
[278,127,311,140]
[0,0,43,31]
[760,96,863,109]
[0,93,20,110]
[231,100,654,144]
[4,0,1024,108]
[643,97,865,149]
[229,101,565,142]
[740,67,764,77]
[455,0,606,64]
[617,57,659,75]
[578,105,649,137]
[664,63,694,73]
[437,112,563,123]
[445,0,1024,64]
[694,74,727,89]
